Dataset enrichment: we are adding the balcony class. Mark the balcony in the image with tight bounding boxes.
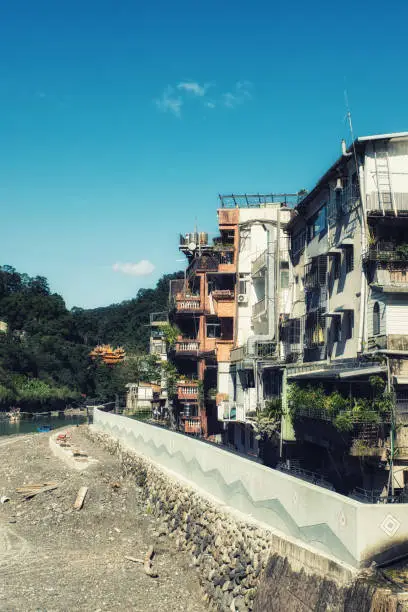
[211,289,234,300]
[182,416,201,434]
[177,381,199,400]
[364,241,408,264]
[217,401,247,422]
[252,298,267,319]
[251,250,267,277]
[174,293,202,313]
[366,192,408,216]
[174,339,200,355]
[370,266,408,291]
[150,312,168,326]
[368,334,408,352]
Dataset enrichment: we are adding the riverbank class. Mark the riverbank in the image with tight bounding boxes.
[0,426,207,611]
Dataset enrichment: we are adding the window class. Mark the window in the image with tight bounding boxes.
[333,254,341,280]
[345,246,354,273]
[373,302,381,336]
[280,262,289,289]
[291,230,306,255]
[332,316,341,343]
[239,273,249,295]
[344,311,354,340]
[307,204,327,242]
[206,317,221,338]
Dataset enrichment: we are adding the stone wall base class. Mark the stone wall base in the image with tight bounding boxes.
[87,427,406,612]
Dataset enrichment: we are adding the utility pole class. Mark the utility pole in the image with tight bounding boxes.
[386,355,395,497]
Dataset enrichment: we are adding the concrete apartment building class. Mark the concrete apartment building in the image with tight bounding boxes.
[216,194,296,455]
[151,131,408,497]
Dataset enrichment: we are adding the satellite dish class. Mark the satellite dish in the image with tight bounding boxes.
[188,242,197,251]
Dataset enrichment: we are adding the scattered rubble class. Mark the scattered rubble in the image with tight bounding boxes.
[0,426,207,611]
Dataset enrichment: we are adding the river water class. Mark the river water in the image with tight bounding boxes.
[0,413,88,436]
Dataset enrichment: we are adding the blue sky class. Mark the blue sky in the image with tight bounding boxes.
[1,0,408,308]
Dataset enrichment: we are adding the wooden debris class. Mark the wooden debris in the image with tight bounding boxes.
[144,545,158,578]
[110,481,121,490]
[16,483,59,500]
[124,556,144,564]
[73,486,88,510]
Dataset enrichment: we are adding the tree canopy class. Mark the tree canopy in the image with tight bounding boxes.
[0,265,182,410]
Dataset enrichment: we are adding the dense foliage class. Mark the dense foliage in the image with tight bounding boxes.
[288,377,393,432]
[72,272,183,351]
[0,265,182,411]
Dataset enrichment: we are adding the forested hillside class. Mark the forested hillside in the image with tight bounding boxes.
[0,265,180,410]
[72,271,183,351]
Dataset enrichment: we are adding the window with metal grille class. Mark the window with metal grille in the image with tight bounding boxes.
[345,246,354,273]
[373,302,380,336]
[332,316,341,343]
[344,310,354,340]
[307,204,327,242]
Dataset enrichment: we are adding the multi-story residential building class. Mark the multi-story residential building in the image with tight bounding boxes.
[216,194,297,455]
[277,131,408,495]
[168,216,237,437]
[151,131,408,497]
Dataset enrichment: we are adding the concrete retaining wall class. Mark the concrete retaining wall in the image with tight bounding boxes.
[93,408,408,568]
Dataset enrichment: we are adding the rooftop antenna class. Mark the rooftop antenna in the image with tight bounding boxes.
[344,89,356,144]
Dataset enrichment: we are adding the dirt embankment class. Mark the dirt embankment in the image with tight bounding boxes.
[0,426,208,612]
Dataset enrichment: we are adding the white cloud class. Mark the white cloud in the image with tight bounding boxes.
[222,80,253,108]
[155,86,183,117]
[112,260,155,276]
[205,101,216,109]
[177,81,209,97]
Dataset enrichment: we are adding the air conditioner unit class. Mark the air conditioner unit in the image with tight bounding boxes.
[238,294,248,304]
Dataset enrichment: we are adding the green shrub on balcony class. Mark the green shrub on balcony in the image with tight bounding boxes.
[288,381,392,432]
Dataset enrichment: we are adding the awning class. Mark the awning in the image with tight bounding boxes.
[393,376,408,385]
[322,311,342,317]
[339,365,386,379]
[340,238,354,247]
[327,247,342,256]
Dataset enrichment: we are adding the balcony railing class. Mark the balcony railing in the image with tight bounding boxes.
[175,340,200,353]
[366,192,408,215]
[177,382,199,400]
[252,298,266,318]
[150,312,168,325]
[211,289,235,300]
[363,242,408,263]
[368,334,408,351]
[183,416,201,434]
[251,250,267,277]
[175,294,202,312]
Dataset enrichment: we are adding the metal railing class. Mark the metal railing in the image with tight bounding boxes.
[150,312,168,325]
[366,192,408,215]
[219,193,301,209]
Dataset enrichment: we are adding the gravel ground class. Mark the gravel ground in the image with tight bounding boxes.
[0,426,208,612]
